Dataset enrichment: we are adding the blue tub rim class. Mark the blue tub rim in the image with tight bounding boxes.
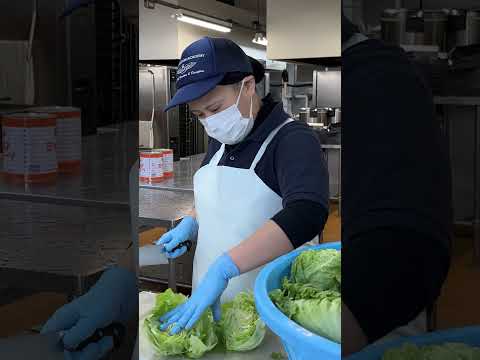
[254,241,341,358]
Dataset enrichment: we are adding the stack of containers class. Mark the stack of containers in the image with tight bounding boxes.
[2,112,58,183]
[139,148,174,183]
[1,106,82,183]
[30,106,82,173]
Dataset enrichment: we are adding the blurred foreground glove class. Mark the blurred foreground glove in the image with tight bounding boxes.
[159,253,240,335]
[41,267,137,360]
[155,216,198,259]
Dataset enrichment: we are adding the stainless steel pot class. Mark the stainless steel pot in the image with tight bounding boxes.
[447,9,467,50]
[381,8,408,45]
[424,10,449,51]
[332,108,341,125]
[318,108,328,125]
[299,107,309,122]
[467,9,480,45]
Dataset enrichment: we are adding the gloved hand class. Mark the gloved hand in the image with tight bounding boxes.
[41,267,137,360]
[158,253,240,335]
[155,216,198,259]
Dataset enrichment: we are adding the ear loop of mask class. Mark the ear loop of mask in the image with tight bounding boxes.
[235,79,245,106]
[235,79,253,119]
[249,90,253,118]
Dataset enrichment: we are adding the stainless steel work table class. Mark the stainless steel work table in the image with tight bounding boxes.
[138,154,202,291]
[434,96,480,264]
[0,125,134,209]
[0,122,136,296]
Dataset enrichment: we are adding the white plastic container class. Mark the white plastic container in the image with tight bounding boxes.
[140,150,164,183]
[157,148,174,178]
[30,106,82,173]
[2,112,57,183]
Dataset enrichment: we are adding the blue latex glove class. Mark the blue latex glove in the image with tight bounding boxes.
[159,253,240,335]
[41,267,137,360]
[155,216,198,259]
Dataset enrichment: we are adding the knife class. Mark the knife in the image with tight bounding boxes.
[65,322,126,352]
[0,323,125,359]
[139,241,192,267]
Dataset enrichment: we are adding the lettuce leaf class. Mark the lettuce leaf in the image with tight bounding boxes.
[291,249,341,291]
[142,289,218,358]
[271,278,341,343]
[219,291,266,351]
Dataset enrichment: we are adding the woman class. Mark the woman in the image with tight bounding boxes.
[157,36,330,334]
[41,36,329,359]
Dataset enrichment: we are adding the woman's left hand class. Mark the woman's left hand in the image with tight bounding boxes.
[159,253,240,335]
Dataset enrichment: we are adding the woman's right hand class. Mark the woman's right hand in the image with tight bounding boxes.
[156,216,198,258]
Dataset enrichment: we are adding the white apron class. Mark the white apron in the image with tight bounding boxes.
[192,118,311,303]
[343,32,428,342]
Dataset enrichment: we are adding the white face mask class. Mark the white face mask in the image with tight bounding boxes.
[199,79,254,145]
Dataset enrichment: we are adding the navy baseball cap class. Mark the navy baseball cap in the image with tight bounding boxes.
[164,37,256,112]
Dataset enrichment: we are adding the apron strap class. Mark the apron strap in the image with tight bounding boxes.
[249,118,294,170]
[342,32,369,52]
[210,143,226,166]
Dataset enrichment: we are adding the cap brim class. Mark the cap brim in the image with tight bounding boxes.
[164,73,224,112]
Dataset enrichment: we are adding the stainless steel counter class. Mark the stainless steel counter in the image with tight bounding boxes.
[434,96,480,105]
[322,144,341,149]
[0,122,136,292]
[0,123,137,208]
[139,189,194,228]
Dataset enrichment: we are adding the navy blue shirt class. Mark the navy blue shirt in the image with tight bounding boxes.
[342,39,452,342]
[200,94,330,247]
[201,95,329,208]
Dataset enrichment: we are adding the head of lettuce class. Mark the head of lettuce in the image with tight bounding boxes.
[270,248,342,343]
[219,291,266,351]
[142,289,218,358]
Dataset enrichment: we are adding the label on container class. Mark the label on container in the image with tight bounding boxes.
[161,149,174,173]
[56,116,81,162]
[30,107,82,165]
[3,125,57,175]
[140,151,164,181]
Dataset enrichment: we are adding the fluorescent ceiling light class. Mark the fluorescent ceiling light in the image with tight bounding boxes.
[175,13,232,33]
[252,32,268,46]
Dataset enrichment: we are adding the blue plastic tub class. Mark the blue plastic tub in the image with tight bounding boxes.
[345,326,480,360]
[254,242,341,360]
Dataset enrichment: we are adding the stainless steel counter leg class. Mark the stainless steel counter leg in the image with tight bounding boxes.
[473,105,480,265]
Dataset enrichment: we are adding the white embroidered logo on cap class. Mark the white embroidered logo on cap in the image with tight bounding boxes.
[177,61,197,75]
